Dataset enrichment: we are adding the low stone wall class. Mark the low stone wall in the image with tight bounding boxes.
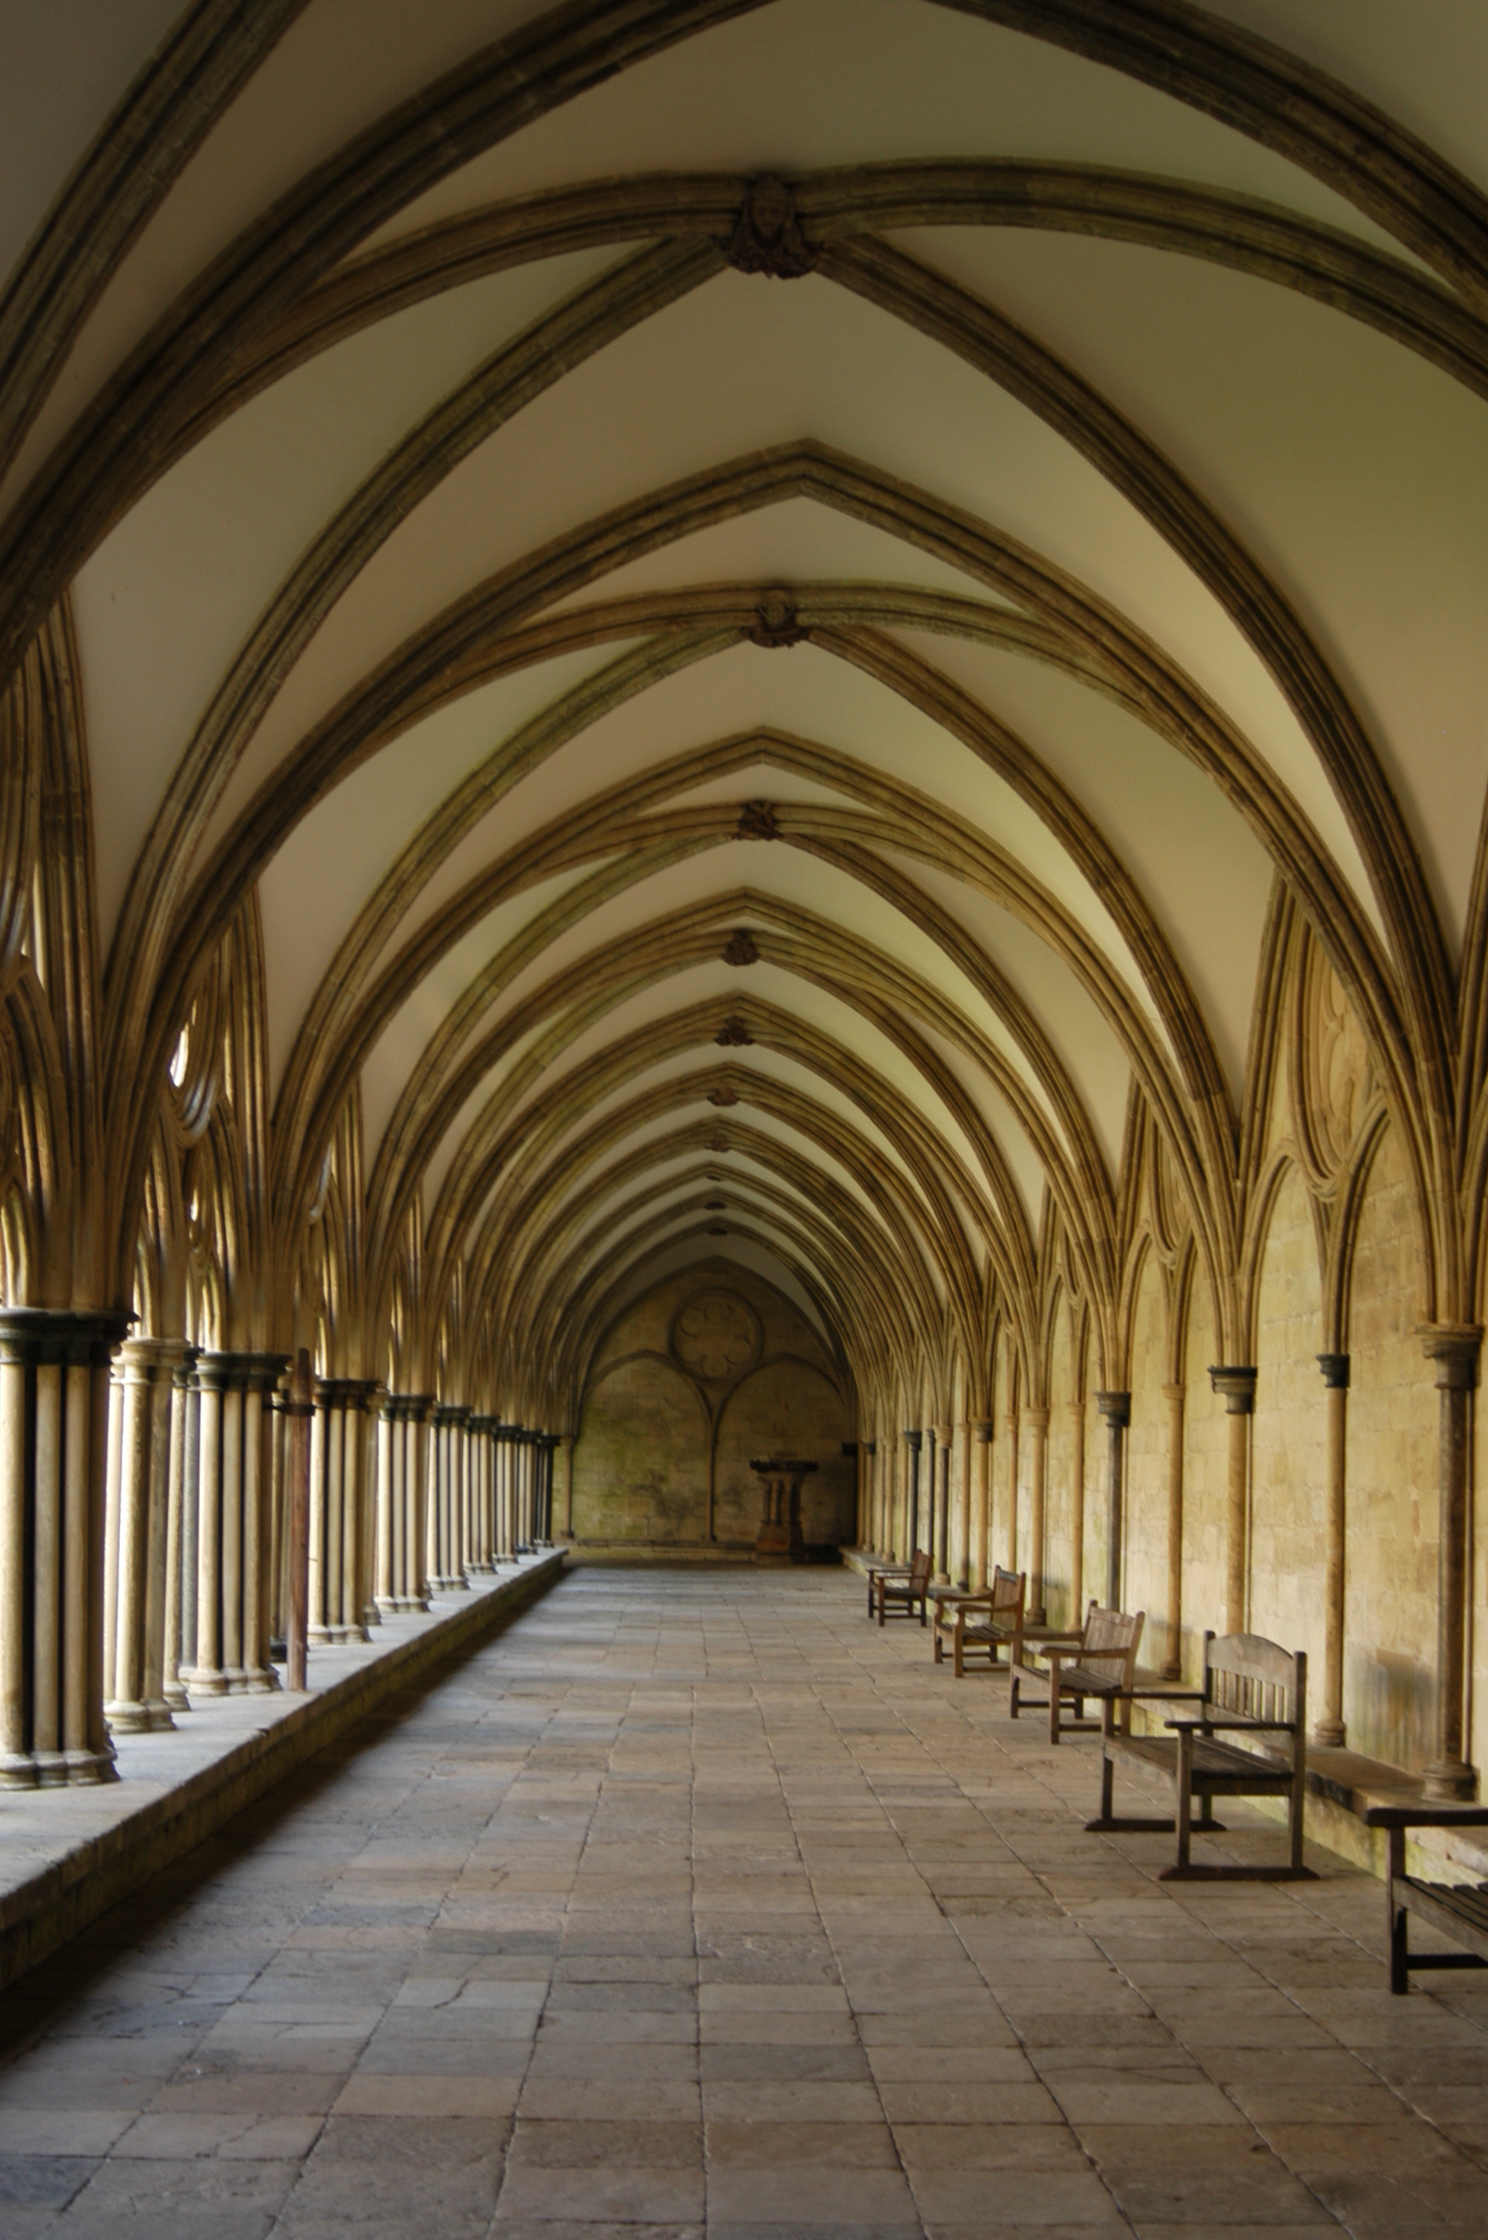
[0,1550,566,1994]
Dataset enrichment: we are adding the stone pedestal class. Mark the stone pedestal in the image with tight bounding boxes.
[750,1457,818,1562]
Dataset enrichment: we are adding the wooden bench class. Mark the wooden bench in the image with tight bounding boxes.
[871,1546,931,1626]
[932,1567,1026,1677]
[1087,1630,1313,1880]
[1362,1804,1488,1993]
[1009,1603,1145,1743]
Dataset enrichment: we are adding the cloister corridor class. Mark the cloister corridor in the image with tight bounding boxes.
[0,1565,1483,2240]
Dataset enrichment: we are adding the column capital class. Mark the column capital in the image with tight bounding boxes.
[1019,1406,1050,1433]
[1095,1389,1131,1429]
[196,1348,281,1393]
[970,1417,994,1442]
[559,1432,576,1452]
[1162,1380,1186,1403]
[431,1401,473,1427]
[933,1423,954,1446]
[113,1333,195,1383]
[1419,1323,1482,1389]
[901,1428,922,1450]
[0,1306,129,1366]
[314,1375,380,1408]
[1208,1365,1258,1414]
[380,1389,431,1422]
[1317,1352,1351,1390]
[860,1439,877,1455]
[841,1441,859,1458]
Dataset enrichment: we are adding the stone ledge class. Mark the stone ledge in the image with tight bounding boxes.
[0,1550,566,1994]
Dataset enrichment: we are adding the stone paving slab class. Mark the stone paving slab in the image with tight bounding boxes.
[0,1565,1485,2235]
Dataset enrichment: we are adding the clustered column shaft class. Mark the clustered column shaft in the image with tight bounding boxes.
[375,1393,432,1613]
[0,1309,126,1786]
[102,1336,189,1732]
[182,1352,285,1694]
[307,1378,376,1643]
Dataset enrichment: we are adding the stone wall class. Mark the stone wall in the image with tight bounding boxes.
[571,1260,855,1547]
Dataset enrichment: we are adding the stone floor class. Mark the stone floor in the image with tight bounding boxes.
[0,1567,1485,2239]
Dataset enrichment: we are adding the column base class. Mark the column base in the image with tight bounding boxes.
[33,1747,117,1788]
[375,1594,430,1616]
[179,1666,231,1697]
[1422,1757,1478,1802]
[1312,1717,1346,1748]
[466,1560,497,1576]
[427,1573,469,1592]
[104,1698,177,1734]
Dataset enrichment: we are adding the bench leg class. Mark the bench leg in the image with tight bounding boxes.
[954,1635,964,1680]
[1174,1730,1193,1872]
[933,1629,944,1664]
[1009,1671,1021,1719]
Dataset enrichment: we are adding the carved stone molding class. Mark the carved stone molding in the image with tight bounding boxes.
[736,800,779,839]
[724,176,818,277]
[747,589,807,647]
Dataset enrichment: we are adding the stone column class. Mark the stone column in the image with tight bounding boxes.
[308,1379,375,1642]
[902,1429,922,1553]
[482,1419,498,1560]
[0,1308,127,1787]
[427,1404,469,1589]
[1095,1390,1130,1610]
[956,1419,972,1587]
[376,1393,432,1612]
[163,1345,200,1713]
[1315,1353,1350,1745]
[1005,1407,1020,1573]
[933,1425,953,1583]
[493,1424,513,1563]
[1068,1398,1086,1620]
[103,1336,189,1732]
[1420,1324,1480,1800]
[1022,1406,1049,1624]
[970,1418,992,1589]
[518,1430,535,1551]
[1208,1366,1256,1634]
[537,1434,556,1543]
[560,1433,576,1538]
[267,1375,289,1661]
[1162,1382,1186,1680]
[405,1394,433,1606]
[184,1352,285,1694]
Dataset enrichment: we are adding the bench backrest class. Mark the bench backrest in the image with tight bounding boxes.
[908,1546,931,1588]
[1203,1631,1305,1737]
[990,1566,1025,1618]
[1074,1601,1145,1687]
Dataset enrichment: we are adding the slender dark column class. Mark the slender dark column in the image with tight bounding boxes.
[1095,1391,1130,1610]
[1315,1353,1350,1746]
[902,1429,922,1553]
[1420,1325,1480,1800]
[1208,1366,1257,1633]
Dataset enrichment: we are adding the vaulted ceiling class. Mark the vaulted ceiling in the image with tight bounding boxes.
[5,0,1487,1397]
